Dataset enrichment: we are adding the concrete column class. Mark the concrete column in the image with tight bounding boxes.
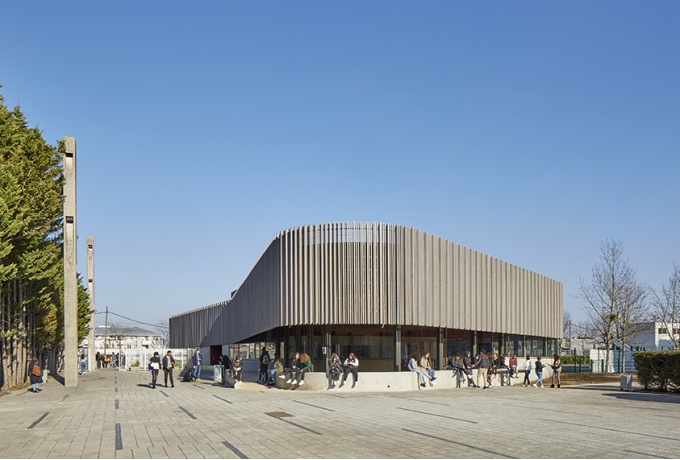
[87,237,95,372]
[472,331,478,357]
[63,137,78,387]
[437,327,445,370]
[394,325,401,371]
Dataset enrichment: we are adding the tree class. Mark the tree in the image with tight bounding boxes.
[0,90,90,387]
[580,239,648,373]
[652,263,680,349]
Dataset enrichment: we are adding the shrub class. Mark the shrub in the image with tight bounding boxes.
[633,350,680,392]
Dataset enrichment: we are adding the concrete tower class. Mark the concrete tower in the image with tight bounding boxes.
[87,237,95,372]
[63,137,78,387]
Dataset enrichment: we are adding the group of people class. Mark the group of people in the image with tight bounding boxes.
[522,354,562,388]
[444,351,562,389]
[148,350,178,388]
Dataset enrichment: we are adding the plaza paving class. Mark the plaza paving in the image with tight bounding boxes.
[0,368,679,459]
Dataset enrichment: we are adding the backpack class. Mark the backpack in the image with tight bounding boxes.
[32,363,42,377]
[261,353,270,365]
[182,370,194,382]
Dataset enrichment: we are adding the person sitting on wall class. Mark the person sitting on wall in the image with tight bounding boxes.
[283,352,302,384]
[420,352,437,385]
[408,352,433,387]
[509,354,518,379]
[269,353,284,385]
[232,354,243,382]
[340,353,359,388]
[295,353,312,385]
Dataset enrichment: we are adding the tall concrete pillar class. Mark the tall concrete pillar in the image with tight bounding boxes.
[87,237,95,372]
[63,137,78,387]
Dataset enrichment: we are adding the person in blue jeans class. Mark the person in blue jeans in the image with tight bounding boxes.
[533,356,544,388]
[192,348,202,380]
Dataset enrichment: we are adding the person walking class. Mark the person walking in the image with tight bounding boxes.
[149,351,161,389]
[474,349,492,389]
[28,356,42,393]
[340,353,359,388]
[79,354,87,375]
[550,354,562,388]
[162,350,175,388]
[192,348,202,380]
[522,355,533,386]
[533,356,544,388]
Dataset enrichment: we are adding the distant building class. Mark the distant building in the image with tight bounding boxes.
[80,324,166,354]
[627,321,680,351]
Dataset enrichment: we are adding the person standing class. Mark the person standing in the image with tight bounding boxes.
[550,354,562,388]
[533,356,544,388]
[463,351,478,388]
[192,348,202,380]
[259,347,271,384]
[79,354,87,375]
[28,357,42,393]
[327,353,342,387]
[95,352,101,369]
[340,353,359,388]
[522,355,533,386]
[474,350,491,389]
[149,351,161,389]
[163,350,175,388]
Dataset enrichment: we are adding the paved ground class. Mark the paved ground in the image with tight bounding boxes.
[1,369,679,459]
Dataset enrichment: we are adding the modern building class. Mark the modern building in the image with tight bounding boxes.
[170,222,563,372]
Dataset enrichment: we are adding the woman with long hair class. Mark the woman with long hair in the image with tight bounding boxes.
[340,352,359,388]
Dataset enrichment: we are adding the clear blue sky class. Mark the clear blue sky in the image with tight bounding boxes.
[2,2,679,329]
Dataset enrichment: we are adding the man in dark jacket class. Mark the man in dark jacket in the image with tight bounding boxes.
[463,351,478,387]
[162,350,176,388]
[474,350,492,389]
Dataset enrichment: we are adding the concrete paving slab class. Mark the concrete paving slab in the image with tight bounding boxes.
[1,369,679,458]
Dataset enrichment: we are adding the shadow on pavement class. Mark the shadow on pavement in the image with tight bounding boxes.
[602,391,680,404]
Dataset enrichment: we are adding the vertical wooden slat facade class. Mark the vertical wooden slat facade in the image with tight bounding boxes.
[170,222,563,348]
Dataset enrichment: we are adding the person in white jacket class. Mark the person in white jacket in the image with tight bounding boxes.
[522,355,533,387]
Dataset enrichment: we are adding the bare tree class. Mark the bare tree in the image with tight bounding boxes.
[615,283,649,372]
[563,311,573,340]
[652,263,680,349]
[580,239,646,373]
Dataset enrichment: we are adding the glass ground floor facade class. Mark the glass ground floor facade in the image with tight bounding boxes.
[222,325,559,373]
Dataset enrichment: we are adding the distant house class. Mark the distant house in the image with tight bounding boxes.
[627,321,680,351]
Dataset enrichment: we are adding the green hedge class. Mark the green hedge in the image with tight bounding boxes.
[633,351,680,392]
[560,355,591,365]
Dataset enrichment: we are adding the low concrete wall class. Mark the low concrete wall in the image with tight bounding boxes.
[272,369,523,392]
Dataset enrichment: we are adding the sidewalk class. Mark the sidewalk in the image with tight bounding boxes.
[1,368,679,458]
